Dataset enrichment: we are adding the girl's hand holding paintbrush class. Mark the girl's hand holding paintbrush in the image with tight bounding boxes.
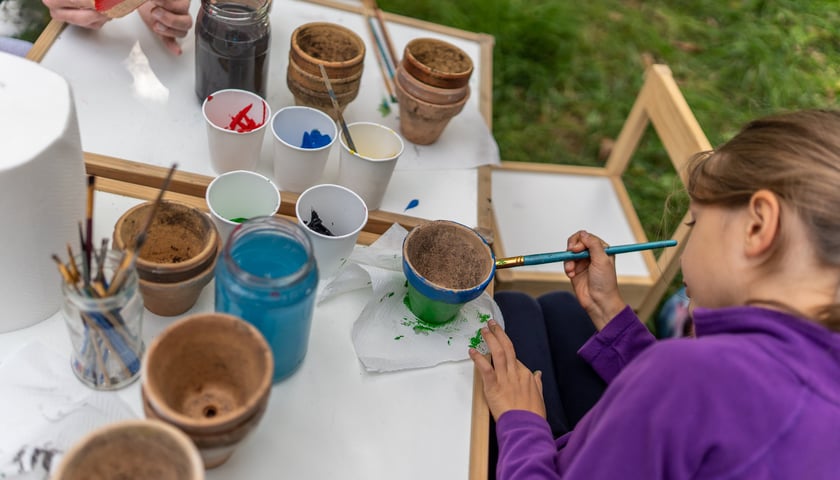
[564,230,630,331]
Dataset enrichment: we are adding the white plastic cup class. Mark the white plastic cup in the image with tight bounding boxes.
[206,170,282,245]
[271,106,338,193]
[336,122,404,211]
[202,89,271,174]
[295,184,368,279]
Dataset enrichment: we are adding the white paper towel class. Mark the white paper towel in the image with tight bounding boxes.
[0,52,86,332]
[0,342,136,478]
[319,224,504,372]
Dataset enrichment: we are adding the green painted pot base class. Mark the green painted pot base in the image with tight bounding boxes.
[406,284,464,325]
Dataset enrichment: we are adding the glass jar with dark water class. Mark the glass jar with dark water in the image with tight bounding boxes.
[195,0,271,102]
[215,216,319,383]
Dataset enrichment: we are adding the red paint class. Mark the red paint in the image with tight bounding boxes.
[226,103,265,133]
[207,95,214,101]
[94,0,120,11]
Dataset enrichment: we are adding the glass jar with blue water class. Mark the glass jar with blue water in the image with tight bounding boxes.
[195,0,271,102]
[215,216,318,382]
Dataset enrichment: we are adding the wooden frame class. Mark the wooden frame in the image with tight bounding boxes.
[485,64,711,323]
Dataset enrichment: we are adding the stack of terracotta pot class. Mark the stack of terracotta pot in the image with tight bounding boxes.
[287,22,365,121]
[395,37,473,145]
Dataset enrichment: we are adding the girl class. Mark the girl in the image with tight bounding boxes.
[470,109,840,479]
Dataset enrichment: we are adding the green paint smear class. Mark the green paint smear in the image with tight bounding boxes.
[394,335,404,340]
[378,98,392,117]
[229,217,248,223]
[447,337,453,345]
[478,312,491,323]
[469,329,483,349]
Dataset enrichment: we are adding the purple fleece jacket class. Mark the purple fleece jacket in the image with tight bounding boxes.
[495,305,840,479]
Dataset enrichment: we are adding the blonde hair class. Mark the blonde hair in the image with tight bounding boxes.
[686,109,840,330]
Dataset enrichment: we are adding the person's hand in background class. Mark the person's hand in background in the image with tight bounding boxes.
[137,0,192,55]
[42,0,110,29]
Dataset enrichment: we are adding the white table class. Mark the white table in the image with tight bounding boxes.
[3,1,497,478]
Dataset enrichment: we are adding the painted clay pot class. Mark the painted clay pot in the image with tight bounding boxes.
[113,200,219,284]
[396,61,469,105]
[402,37,473,89]
[289,22,365,79]
[113,200,220,316]
[52,419,204,480]
[394,73,470,145]
[402,220,494,324]
[142,312,273,468]
[287,53,362,96]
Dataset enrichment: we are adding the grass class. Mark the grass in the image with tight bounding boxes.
[380,0,840,327]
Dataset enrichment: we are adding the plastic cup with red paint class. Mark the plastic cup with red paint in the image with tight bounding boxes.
[202,89,271,174]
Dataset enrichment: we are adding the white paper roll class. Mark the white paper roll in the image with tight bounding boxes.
[0,52,86,332]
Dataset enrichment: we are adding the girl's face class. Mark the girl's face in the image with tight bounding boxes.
[681,202,746,312]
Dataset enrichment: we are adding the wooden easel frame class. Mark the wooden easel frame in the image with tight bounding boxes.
[481,64,711,323]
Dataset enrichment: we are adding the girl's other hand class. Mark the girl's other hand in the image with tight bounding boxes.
[564,230,625,330]
[137,0,193,55]
[469,320,546,421]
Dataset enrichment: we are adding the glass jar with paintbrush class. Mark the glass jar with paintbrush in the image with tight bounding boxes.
[58,249,145,390]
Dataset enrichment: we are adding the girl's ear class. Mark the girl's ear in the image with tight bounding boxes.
[744,189,781,257]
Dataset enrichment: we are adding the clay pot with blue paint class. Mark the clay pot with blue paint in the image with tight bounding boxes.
[402,220,494,324]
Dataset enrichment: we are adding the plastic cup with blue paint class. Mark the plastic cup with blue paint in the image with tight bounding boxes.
[214,216,318,382]
[271,106,338,193]
[402,220,494,324]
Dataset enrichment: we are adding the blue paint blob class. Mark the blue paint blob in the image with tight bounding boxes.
[404,199,420,211]
[300,129,332,149]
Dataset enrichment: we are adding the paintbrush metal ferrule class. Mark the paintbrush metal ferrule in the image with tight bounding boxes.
[495,240,678,269]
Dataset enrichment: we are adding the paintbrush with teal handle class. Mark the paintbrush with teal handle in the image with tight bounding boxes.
[495,239,678,269]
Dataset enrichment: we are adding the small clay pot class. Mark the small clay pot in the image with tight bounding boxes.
[141,385,269,468]
[142,312,273,469]
[137,243,218,316]
[394,74,470,145]
[113,200,219,283]
[287,53,362,96]
[402,220,494,324]
[396,61,469,105]
[289,22,365,79]
[52,419,204,480]
[402,37,473,89]
[287,74,359,121]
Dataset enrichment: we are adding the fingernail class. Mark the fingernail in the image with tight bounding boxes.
[487,319,497,327]
[154,22,166,32]
[152,7,163,19]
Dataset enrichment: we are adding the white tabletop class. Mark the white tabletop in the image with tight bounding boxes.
[0,190,477,479]
[3,1,499,477]
[37,0,499,228]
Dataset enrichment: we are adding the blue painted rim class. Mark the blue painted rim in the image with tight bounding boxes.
[402,221,495,305]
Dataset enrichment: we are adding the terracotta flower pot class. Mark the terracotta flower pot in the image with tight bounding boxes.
[113,200,219,283]
[287,74,359,121]
[287,53,362,96]
[402,220,494,324]
[289,22,365,79]
[396,61,469,105]
[52,419,204,480]
[113,200,220,316]
[402,37,473,89]
[142,312,273,468]
[394,74,470,145]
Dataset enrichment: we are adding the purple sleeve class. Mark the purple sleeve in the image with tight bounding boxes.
[577,305,656,383]
[495,410,562,480]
